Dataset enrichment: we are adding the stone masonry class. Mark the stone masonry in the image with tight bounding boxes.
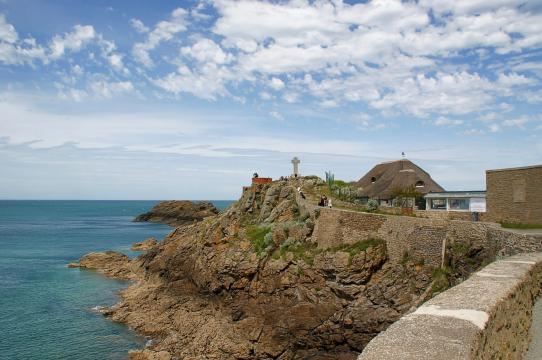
[358,252,542,360]
[486,165,542,224]
[311,208,542,268]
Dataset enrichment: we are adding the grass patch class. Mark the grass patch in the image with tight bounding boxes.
[451,242,470,255]
[431,266,451,295]
[279,241,320,265]
[501,222,542,229]
[246,225,272,256]
[329,238,384,263]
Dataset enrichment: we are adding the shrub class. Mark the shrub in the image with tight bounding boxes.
[366,199,379,212]
[246,226,272,256]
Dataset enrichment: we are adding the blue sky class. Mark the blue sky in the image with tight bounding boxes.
[1,0,541,200]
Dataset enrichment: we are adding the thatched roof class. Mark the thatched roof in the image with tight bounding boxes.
[355,159,445,199]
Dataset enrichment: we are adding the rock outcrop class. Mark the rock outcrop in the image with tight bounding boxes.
[134,201,219,227]
[81,178,455,359]
[70,251,134,280]
[131,237,158,251]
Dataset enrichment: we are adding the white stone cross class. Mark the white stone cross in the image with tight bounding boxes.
[291,157,300,177]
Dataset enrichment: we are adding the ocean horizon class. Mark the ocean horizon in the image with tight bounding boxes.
[0,200,233,360]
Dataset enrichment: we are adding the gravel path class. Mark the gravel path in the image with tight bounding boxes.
[524,296,542,359]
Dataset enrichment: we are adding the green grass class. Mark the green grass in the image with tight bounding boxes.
[279,241,320,265]
[333,179,350,188]
[275,238,384,266]
[500,222,542,229]
[246,225,272,255]
[431,266,451,295]
[451,242,470,255]
[328,238,384,262]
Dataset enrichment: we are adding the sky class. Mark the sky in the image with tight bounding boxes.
[0,0,541,200]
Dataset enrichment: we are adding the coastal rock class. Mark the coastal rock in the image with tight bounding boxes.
[74,251,134,280]
[132,237,158,251]
[134,201,219,227]
[87,178,454,359]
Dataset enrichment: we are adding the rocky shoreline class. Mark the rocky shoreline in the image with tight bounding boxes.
[70,178,473,359]
[131,237,158,251]
[68,251,134,280]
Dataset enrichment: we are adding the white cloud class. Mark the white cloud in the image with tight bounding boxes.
[181,38,233,64]
[49,25,96,59]
[497,72,536,87]
[489,123,501,133]
[269,111,284,121]
[269,77,285,90]
[371,72,495,117]
[0,13,18,43]
[132,8,187,67]
[88,80,134,99]
[152,64,231,100]
[283,92,299,103]
[130,18,149,33]
[477,112,499,122]
[0,92,209,149]
[434,117,464,126]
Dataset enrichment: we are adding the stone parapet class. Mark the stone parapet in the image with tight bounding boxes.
[358,252,542,360]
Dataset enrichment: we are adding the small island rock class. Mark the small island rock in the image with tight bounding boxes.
[134,200,219,227]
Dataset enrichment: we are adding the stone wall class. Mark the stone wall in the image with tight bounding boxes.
[358,252,542,360]
[486,165,542,224]
[311,208,542,268]
[414,209,489,222]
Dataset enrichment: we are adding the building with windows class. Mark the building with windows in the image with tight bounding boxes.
[424,191,487,212]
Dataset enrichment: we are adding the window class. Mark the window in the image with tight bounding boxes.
[415,180,425,187]
[371,177,376,183]
[430,199,446,210]
[449,198,470,211]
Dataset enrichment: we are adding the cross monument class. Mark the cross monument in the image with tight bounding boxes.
[291,157,300,177]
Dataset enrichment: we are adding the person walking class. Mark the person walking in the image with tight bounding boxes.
[328,198,332,208]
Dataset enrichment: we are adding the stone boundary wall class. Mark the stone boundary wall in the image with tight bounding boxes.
[358,252,542,360]
[311,208,541,268]
[414,209,489,222]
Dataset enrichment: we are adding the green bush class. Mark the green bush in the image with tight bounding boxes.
[366,199,379,212]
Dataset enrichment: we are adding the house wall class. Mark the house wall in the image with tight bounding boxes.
[486,166,542,224]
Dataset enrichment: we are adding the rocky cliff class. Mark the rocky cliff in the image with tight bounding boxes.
[134,200,219,227]
[81,178,438,359]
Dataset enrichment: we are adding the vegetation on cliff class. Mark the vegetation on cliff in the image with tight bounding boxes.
[78,177,492,360]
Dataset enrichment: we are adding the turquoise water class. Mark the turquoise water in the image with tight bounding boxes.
[0,200,232,360]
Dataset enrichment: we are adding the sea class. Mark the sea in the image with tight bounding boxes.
[0,200,233,360]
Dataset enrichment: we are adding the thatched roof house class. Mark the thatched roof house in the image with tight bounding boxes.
[355,159,444,201]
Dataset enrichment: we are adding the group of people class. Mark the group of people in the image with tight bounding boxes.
[318,195,332,208]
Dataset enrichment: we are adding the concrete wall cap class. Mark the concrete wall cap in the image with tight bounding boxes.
[413,305,489,329]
